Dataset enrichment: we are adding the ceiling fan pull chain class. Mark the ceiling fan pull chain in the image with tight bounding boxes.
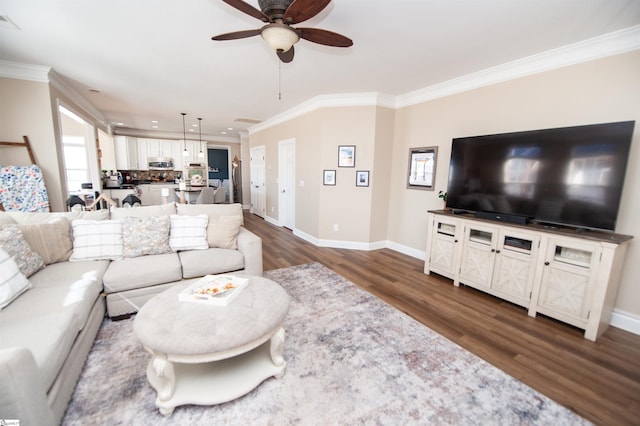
[278,60,282,100]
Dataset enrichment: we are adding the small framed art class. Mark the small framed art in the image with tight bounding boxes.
[407,146,437,190]
[338,145,356,167]
[323,169,336,186]
[356,170,369,187]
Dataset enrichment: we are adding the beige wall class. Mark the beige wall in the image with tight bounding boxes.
[390,50,640,315]
[0,77,63,210]
[250,105,395,243]
[249,50,640,317]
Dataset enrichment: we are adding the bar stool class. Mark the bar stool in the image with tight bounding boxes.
[66,195,86,211]
[122,195,141,207]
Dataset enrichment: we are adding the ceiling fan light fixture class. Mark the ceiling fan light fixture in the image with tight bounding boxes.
[261,24,299,52]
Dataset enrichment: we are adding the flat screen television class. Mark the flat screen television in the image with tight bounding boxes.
[446,121,635,231]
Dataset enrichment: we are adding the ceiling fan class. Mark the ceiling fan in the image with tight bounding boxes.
[212,0,353,63]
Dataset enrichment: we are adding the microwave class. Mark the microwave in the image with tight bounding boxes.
[148,157,174,170]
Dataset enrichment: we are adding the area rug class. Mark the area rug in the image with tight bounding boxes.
[62,263,589,425]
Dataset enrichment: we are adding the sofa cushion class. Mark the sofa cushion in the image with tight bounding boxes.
[0,260,108,326]
[0,248,32,310]
[70,220,123,261]
[103,252,182,293]
[110,203,176,220]
[0,310,78,392]
[176,203,244,248]
[0,224,44,277]
[3,210,109,224]
[176,202,243,224]
[121,215,171,258]
[169,214,209,251]
[207,215,243,249]
[18,218,73,265]
[179,248,245,278]
[0,259,109,390]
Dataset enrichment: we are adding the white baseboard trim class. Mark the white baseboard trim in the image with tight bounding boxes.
[272,221,640,337]
[610,309,640,335]
[386,241,426,261]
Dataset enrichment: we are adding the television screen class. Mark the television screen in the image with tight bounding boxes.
[446,121,635,231]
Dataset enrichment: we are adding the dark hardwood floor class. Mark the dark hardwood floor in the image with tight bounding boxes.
[243,211,640,426]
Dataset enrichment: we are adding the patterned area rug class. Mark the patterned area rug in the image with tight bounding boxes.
[63,263,589,425]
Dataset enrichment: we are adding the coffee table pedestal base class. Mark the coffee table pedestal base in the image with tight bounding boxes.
[146,327,286,416]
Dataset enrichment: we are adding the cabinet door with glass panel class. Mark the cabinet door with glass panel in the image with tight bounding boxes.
[426,215,462,280]
[535,237,600,329]
[458,223,498,290]
[490,230,540,307]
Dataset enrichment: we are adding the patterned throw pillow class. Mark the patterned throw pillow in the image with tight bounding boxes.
[0,224,45,277]
[18,218,73,265]
[207,215,243,249]
[0,247,32,310]
[121,216,172,258]
[169,214,209,251]
[70,220,123,261]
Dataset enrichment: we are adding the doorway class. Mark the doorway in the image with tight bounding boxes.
[278,139,295,230]
[250,146,266,218]
[58,104,101,199]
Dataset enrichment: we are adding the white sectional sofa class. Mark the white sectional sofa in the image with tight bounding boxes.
[0,202,262,425]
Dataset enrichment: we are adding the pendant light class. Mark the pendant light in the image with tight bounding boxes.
[181,112,189,158]
[197,117,205,158]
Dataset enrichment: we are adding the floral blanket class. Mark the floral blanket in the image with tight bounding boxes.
[0,165,50,212]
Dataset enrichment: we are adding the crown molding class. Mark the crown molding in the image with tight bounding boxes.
[113,127,240,143]
[249,92,395,135]
[251,25,640,134]
[0,59,50,82]
[48,70,110,129]
[396,24,640,109]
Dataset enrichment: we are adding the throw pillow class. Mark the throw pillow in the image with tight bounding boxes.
[0,224,45,277]
[0,248,32,310]
[69,220,123,261]
[18,217,73,265]
[169,214,209,251]
[207,215,243,249]
[121,215,171,258]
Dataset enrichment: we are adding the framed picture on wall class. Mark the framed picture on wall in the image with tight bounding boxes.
[356,170,369,187]
[338,145,356,167]
[407,146,438,190]
[323,170,336,186]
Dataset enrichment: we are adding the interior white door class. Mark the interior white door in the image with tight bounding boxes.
[278,139,295,229]
[250,146,266,218]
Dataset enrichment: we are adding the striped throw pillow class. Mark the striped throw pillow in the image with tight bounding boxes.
[169,214,209,251]
[0,248,32,310]
[70,220,123,261]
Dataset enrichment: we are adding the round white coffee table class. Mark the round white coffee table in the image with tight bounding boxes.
[133,276,290,416]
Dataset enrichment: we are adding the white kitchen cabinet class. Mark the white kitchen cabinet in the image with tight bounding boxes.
[105,188,137,207]
[424,210,632,341]
[135,139,149,170]
[146,139,177,160]
[137,183,178,205]
[114,136,139,170]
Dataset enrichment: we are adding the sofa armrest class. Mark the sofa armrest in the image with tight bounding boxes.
[237,227,263,276]
[0,347,55,426]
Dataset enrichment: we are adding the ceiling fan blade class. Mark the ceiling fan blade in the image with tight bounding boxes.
[211,29,262,41]
[277,46,295,63]
[221,0,269,22]
[298,27,353,47]
[284,0,331,24]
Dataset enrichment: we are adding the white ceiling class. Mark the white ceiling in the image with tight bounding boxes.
[1,0,639,141]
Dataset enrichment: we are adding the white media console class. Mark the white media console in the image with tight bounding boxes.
[424,210,633,341]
